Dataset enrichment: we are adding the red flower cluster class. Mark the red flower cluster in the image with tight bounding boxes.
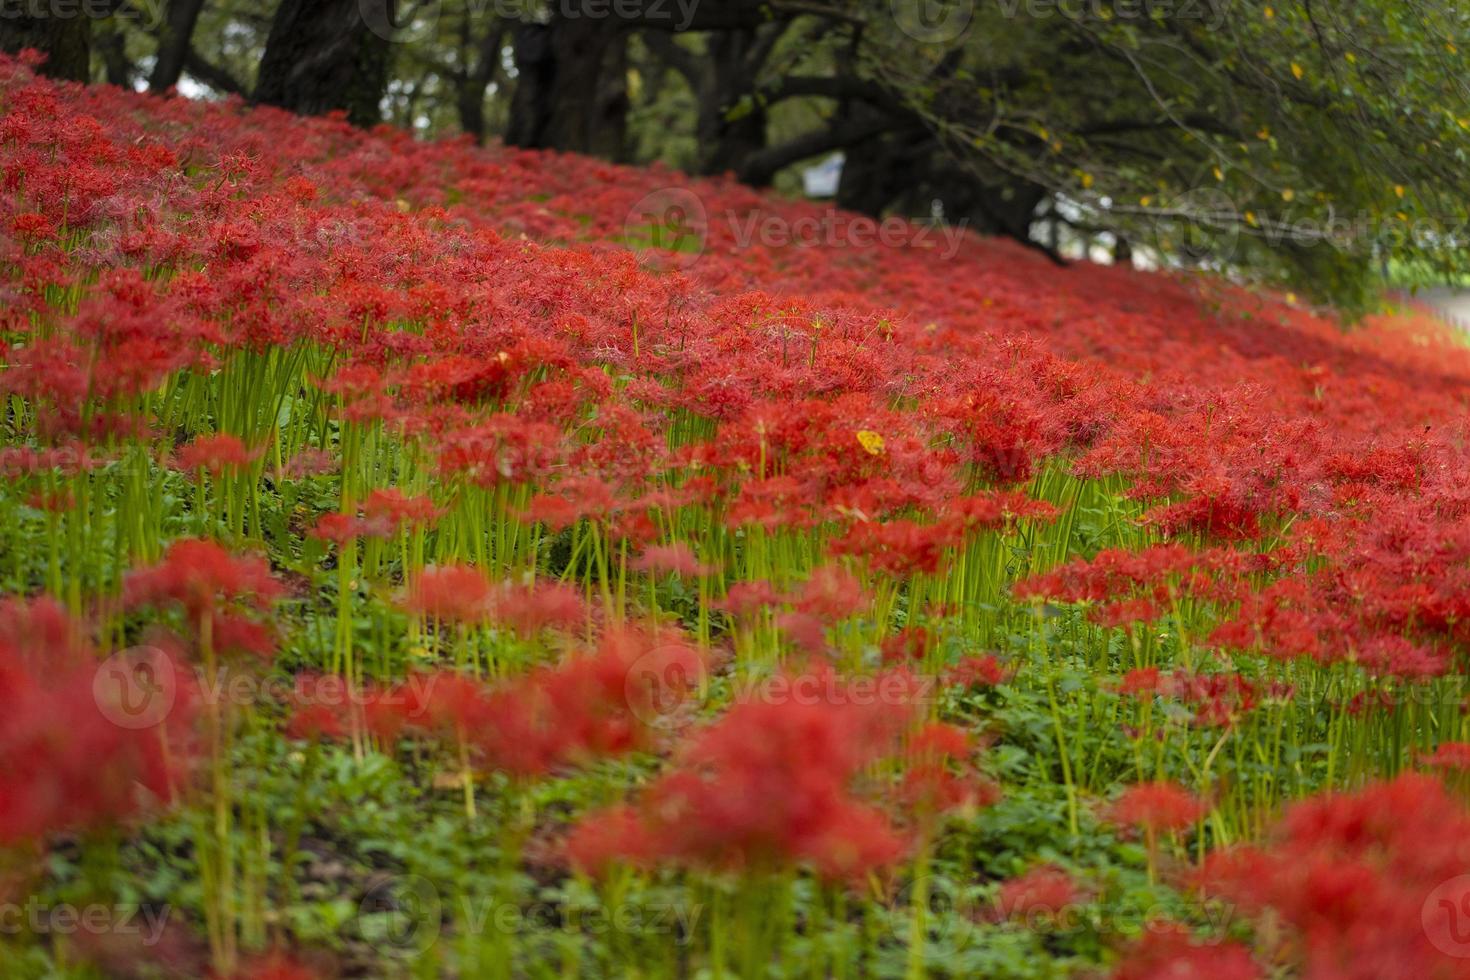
[124,538,282,624]
[1199,774,1470,979]
[297,624,703,779]
[1106,781,1208,834]
[0,599,192,844]
[398,563,587,634]
[1112,924,1261,980]
[567,667,961,883]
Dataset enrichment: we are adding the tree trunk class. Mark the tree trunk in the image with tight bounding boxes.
[694,30,766,176]
[149,0,208,91]
[453,21,505,143]
[506,16,627,159]
[254,0,395,128]
[836,130,911,217]
[96,26,133,88]
[0,8,90,81]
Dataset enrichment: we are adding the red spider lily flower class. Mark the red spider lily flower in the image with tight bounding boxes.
[1107,781,1208,834]
[881,626,936,665]
[486,578,588,635]
[308,512,373,546]
[284,448,337,479]
[776,611,829,657]
[362,487,442,530]
[211,612,277,660]
[1117,667,1163,697]
[565,804,658,879]
[228,949,322,980]
[717,580,781,618]
[992,865,1086,925]
[399,563,493,624]
[566,667,921,883]
[632,542,712,577]
[792,565,870,621]
[362,627,704,779]
[124,538,283,623]
[1015,545,1244,608]
[175,433,260,477]
[11,212,54,239]
[907,721,972,761]
[828,519,950,576]
[0,596,91,671]
[1419,742,1470,771]
[899,722,1001,824]
[1198,774,1470,979]
[943,491,1059,530]
[947,654,1011,688]
[1162,670,1260,728]
[522,478,620,530]
[1111,924,1262,980]
[0,602,196,844]
[1091,598,1166,629]
[284,702,347,743]
[27,487,75,512]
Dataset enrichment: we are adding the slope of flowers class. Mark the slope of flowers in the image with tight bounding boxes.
[4,51,1470,978]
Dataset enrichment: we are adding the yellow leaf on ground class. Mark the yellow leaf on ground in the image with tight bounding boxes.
[856,430,886,456]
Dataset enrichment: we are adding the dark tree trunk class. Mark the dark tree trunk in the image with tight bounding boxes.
[694,29,766,176]
[506,16,627,159]
[0,6,90,81]
[149,0,208,91]
[457,81,486,142]
[836,129,915,216]
[96,26,133,87]
[255,0,395,128]
[452,18,505,143]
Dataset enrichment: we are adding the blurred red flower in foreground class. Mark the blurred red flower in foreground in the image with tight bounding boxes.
[0,599,194,845]
[1199,774,1470,979]
[1107,781,1208,834]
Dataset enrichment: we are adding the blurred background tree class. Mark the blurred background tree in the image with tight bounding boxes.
[9,0,1468,312]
